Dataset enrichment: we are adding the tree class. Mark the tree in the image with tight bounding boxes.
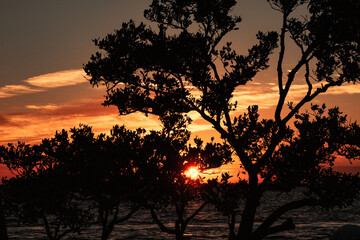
[0,136,92,240]
[203,173,248,240]
[0,184,9,240]
[136,114,232,240]
[63,125,141,240]
[84,0,360,239]
[1,122,230,240]
[0,125,145,240]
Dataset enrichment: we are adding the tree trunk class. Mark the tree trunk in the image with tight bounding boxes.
[228,212,237,240]
[0,203,8,240]
[42,215,54,240]
[237,199,257,240]
[237,173,259,240]
[175,230,185,240]
[101,226,113,240]
[100,213,115,240]
[228,232,237,240]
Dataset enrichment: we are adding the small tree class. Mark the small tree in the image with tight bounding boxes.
[0,136,92,240]
[68,125,141,240]
[0,183,9,240]
[203,173,248,240]
[85,0,360,239]
[134,114,232,240]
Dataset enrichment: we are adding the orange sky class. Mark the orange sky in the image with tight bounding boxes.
[1,0,360,179]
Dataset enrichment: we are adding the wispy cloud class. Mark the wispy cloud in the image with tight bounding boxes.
[0,97,222,145]
[0,84,42,98]
[24,69,87,88]
[2,77,360,145]
[232,82,360,112]
[327,84,360,95]
[0,69,87,99]
[270,83,360,96]
[0,114,14,126]
[26,104,60,110]
[0,98,161,145]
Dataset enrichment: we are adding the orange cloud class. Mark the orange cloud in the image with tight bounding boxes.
[327,84,360,95]
[270,83,360,96]
[232,82,360,112]
[0,114,14,126]
[26,104,60,110]
[0,84,42,98]
[0,97,161,145]
[2,76,359,147]
[24,69,87,88]
[0,69,88,99]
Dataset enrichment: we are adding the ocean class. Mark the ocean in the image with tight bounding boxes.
[6,188,360,239]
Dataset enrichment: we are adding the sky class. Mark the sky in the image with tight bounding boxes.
[1,0,360,177]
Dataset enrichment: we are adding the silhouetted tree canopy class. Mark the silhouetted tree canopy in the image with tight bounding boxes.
[84,0,360,239]
[129,115,232,240]
[0,135,92,240]
[1,117,232,239]
[0,0,359,240]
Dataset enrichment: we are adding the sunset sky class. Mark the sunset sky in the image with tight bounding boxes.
[1,0,360,174]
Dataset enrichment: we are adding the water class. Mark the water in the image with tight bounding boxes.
[6,190,360,239]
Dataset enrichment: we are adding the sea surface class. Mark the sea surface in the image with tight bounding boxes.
[6,188,360,240]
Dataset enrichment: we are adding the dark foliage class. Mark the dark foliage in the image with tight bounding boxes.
[85,0,360,239]
[0,136,92,240]
[0,0,359,239]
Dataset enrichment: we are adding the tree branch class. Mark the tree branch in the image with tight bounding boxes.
[42,214,53,240]
[277,13,288,96]
[253,198,318,240]
[192,105,229,139]
[224,106,234,138]
[305,62,312,97]
[58,228,77,240]
[105,203,120,231]
[209,61,221,83]
[255,129,284,171]
[255,218,295,240]
[150,208,176,234]
[174,201,184,225]
[275,46,314,124]
[259,76,343,179]
[184,201,208,227]
[282,80,342,124]
[54,220,60,239]
[116,205,139,224]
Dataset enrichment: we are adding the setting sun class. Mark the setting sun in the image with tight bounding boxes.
[185,166,200,180]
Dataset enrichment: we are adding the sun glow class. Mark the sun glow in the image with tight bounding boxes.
[185,166,200,180]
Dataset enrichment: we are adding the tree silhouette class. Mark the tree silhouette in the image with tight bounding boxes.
[1,120,231,239]
[83,0,360,239]
[0,136,92,240]
[0,125,146,240]
[203,173,248,240]
[137,114,232,240]
[61,125,141,240]
[0,183,9,240]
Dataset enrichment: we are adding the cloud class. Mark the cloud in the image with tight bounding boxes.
[0,84,42,98]
[0,114,13,126]
[2,77,360,145]
[0,97,162,145]
[187,81,360,116]
[24,69,87,88]
[270,83,360,96]
[0,69,88,99]
[231,82,360,113]
[0,96,223,145]
[327,84,360,95]
[26,104,59,110]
